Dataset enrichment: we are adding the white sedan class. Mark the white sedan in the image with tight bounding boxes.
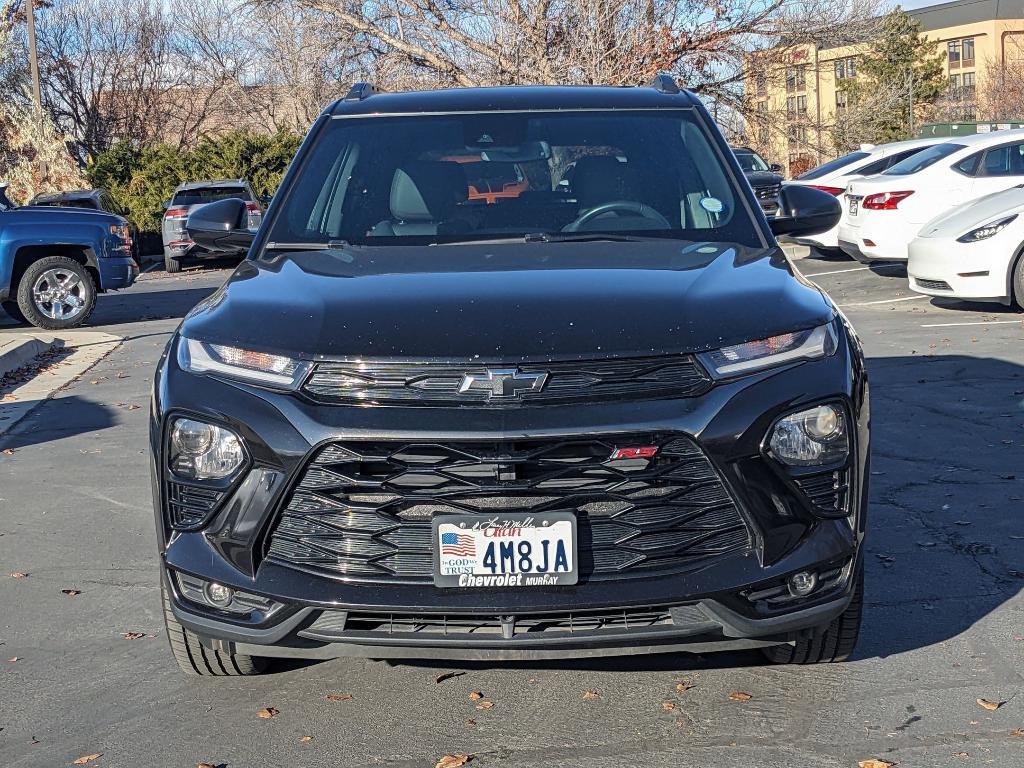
[908,185,1024,308]
[790,138,941,257]
[840,128,1024,263]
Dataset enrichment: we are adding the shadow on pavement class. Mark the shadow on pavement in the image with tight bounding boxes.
[0,394,118,450]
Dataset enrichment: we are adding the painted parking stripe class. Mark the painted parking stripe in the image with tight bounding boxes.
[802,263,905,278]
[841,295,929,307]
[920,319,1023,328]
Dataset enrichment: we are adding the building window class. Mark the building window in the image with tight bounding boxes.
[836,90,849,113]
[787,124,808,147]
[962,71,976,100]
[786,65,806,93]
[948,40,961,68]
[754,73,767,96]
[786,95,807,117]
[962,38,975,67]
[757,100,767,113]
[834,57,857,80]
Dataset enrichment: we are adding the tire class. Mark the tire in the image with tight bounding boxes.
[16,256,97,330]
[162,581,268,676]
[761,566,863,664]
[1013,252,1024,310]
[164,252,182,273]
[1,300,26,324]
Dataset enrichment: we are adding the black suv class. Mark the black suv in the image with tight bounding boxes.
[731,146,784,216]
[151,77,864,676]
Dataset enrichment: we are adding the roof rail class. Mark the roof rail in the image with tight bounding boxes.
[344,82,377,102]
[649,74,680,94]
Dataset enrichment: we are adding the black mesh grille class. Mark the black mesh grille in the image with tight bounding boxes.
[168,481,224,528]
[301,356,711,406]
[914,278,952,291]
[793,470,849,516]
[266,435,750,583]
[754,184,781,201]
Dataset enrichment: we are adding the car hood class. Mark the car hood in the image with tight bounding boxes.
[6,205,124,224]
[181,242,834,360]
[744,171,784,187]
[917,185,1024,239]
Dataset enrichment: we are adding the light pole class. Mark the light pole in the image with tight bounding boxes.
[25,0,42,112]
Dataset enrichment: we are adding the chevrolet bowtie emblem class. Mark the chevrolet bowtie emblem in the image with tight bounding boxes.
[458,368,549,399]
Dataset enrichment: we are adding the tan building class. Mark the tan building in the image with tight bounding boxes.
[748,0,1024,175]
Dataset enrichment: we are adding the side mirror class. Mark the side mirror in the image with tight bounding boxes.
[186,198,256,254]
[769,185,841,239]
[769,163,783,174]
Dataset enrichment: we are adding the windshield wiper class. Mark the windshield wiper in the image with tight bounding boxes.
[527,232,663,243]
[264,240,355,250]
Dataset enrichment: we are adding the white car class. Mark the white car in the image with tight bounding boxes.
[840,128,1024,263]
[791,138,942,257]
[908,185,1024,307]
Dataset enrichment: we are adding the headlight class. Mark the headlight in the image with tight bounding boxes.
[957,214,1018,243]
[698,322,837,378]
[768,404,848,467]
[178,337,311,388]
[169,418,245,480]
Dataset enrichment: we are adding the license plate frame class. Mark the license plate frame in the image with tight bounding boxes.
[432,511,578,588]
[848,197,859,216]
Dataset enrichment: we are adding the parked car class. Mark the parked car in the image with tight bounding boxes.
[790,138,942,258]
[0,183,137,329]
[151,78,865,677]
[27,187,141,261]
[840,129,1024,262]
[908,185,1024,307]
[731,146,783,215]
[161,179,262,273]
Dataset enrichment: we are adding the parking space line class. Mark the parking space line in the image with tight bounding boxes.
[802,264,904,278]
[920,319,1022,327]
[841,295,928,307]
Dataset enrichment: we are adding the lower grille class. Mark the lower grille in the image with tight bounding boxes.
[266,435,750,583]
[914,277,952,291]
[168,481,223,528]
[754,184,781,201]
[299,604,715,642]
[793,470,849,517]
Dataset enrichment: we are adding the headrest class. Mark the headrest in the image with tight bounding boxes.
[572,155,634,209]
[390,161,467,221]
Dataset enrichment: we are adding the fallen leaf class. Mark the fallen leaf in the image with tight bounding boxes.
[2,448,14,455]
[73,755,102,765]
[857,761,895,768]
[466,718,476,726]
[468,691,483,700]
[475,700,494,710]
[728,692,753,701]
[256,707,279,719]
[8,656,18,662]
[583,690,600,700]
[435,670,466,684]
[676,682,693,693]
[1010,729,1024,737]
[125,404,140,411]
[61,589,81,596]
[10,572,26,578]
[120,632,145,640]
[89,380,99,385]
[325,694,352,702]
[198,763,216,768]
[435,755,471,768]
[661,701,675,711]
[300,736,312,743]
[977,698,1004,711]
[952,751,969,758]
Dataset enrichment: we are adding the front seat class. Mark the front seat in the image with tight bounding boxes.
[371,161,468,236]
[571,155,635,211]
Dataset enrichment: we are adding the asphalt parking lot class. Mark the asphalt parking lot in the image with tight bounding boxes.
[1,249,1023,768]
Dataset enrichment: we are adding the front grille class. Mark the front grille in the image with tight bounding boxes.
[754,184,781,201]
[298,604,716,642]
[793,470,849,516]
[914,277,952,291]
[301,355,712,406]
[168,481,224,528]
[266,435,750,583]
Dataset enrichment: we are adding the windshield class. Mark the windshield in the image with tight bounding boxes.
[267,109,762,249]
[733,149,769,172]
[172,187,251,205]
[796,152,871,180]
[884,143,964,176]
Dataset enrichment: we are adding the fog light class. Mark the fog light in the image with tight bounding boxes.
[769,404,848,467]
[788,571,818,597]
[203,582,235,607]
[169,418,244,480]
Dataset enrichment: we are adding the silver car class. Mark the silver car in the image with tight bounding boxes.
[161,179,263,273]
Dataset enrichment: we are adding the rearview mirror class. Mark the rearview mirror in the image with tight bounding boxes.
[769,163,783,173]
[186,198,256,254]
[769,185,841,239]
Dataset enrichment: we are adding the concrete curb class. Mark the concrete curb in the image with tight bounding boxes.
[0,334,57,380]
[0,331,121,439]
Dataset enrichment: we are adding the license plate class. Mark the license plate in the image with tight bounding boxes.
[848,197,859,216]
[433,512,578,588]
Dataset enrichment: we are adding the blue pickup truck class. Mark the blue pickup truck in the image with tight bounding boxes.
[0,183,138,329]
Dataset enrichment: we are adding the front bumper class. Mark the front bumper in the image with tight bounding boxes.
[151,323,869,660]
[908,236,1012,302]
[97,255,138,292]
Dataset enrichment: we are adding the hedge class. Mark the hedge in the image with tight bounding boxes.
[86,130,303,235]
